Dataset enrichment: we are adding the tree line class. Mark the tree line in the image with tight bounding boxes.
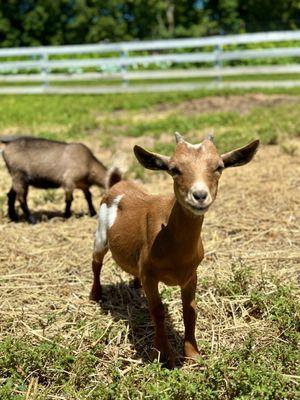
[0,0,299,47]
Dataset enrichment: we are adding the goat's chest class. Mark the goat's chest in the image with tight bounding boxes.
[150,245,204,287]
[144,210,204,286]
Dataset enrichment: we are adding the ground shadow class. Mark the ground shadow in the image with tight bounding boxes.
[97,279,185,368]
[8,210,92,223]
[31,210,87,222]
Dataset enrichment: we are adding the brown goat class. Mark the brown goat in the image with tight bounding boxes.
[1,136,121,223]
[90,133,259,368]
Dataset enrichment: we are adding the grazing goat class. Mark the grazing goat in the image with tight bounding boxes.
[90,133,259,368]
[1,136,121,223]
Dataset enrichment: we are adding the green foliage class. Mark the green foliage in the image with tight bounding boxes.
[0,260,298,398]
[0,0,210,47]
[41,189,59,204]
[249,284,300,342]
[239,0,300,32]
[212,263,254,296]
[153,141,175,156]
[280,142,298,156]
[1,296,299,399]
[128,162,145,180]
[0,89,299,154]
[0,1,300,48]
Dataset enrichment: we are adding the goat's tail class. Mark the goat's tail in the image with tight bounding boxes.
[0,135,31,144]
[0,136,18,157]
[106,167,122,189]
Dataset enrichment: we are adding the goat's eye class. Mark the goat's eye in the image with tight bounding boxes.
[169,166,181,176]
[215,165,224,174]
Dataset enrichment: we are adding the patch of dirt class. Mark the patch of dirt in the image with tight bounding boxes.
[116,135,155,153]
[0,140,299,373]
[154,93,300,115]
[96,94,300,127]
[95,108,170,124]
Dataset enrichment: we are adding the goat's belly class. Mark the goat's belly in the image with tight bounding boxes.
[108,225,142,278]
[108,238,140,277]
[110,251,139,277]
[158,268,197,287]
[29,177,60,189]
[152,255,202,287]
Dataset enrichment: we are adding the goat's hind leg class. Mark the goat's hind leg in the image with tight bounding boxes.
[12,177,35,224]
[83,188,96,217]
[7,188,18,221]
[90,206,108,301]
[90,247,107,301]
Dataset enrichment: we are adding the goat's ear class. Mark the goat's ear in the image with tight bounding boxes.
[134,145,170,171]
[221,140,260,168]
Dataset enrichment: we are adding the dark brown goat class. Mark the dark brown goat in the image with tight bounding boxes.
[1,136,121,223]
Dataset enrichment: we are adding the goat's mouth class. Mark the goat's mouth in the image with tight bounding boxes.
[186,202,210,215]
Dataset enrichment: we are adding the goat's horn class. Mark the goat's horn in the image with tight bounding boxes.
[174,132,184,144]
[207,132,214,142]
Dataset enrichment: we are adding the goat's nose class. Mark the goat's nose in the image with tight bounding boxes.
[192,189,208,201]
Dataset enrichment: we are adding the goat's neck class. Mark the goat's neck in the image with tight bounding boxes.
[164,198,204,247]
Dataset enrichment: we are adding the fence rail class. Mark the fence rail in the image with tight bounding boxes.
[0,30,300,93]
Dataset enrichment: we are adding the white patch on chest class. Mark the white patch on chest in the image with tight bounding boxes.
[94,194,123,253]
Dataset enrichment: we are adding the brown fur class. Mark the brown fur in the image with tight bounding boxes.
[90,134,259,367]
[1,136,121,223]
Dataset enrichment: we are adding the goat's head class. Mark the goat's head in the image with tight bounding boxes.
[134,133,259,216]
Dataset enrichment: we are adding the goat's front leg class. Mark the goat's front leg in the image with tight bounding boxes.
[7,188,18,221]
[181,272,200,360]
[141,273,174,368]
[64,190,73,218]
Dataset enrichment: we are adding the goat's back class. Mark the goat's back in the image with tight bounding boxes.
[2,137,96,187]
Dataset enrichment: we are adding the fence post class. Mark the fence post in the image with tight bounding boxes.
[214,43,222,84]
[120,47,128,87]
[41,51,49,88]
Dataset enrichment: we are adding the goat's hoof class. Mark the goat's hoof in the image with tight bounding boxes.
[89,288,102,302]
[9,214,19,222]
[132,277,142,289]
[184,341,201,362]
[165,357,175,369]
[27,215,37,224]
[151,348,175,369]
[184,353,202,365]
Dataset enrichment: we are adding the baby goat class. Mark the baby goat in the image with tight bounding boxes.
[90,133,259,368]
[1,136,120,223]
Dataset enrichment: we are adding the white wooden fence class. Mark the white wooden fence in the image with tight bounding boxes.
[0,30,300,93]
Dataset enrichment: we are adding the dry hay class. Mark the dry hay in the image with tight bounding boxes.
[0,139,299,379]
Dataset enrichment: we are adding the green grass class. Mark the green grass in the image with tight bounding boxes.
[2,72,300,88]
[1,273,299,399]
[0,88,300,153]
